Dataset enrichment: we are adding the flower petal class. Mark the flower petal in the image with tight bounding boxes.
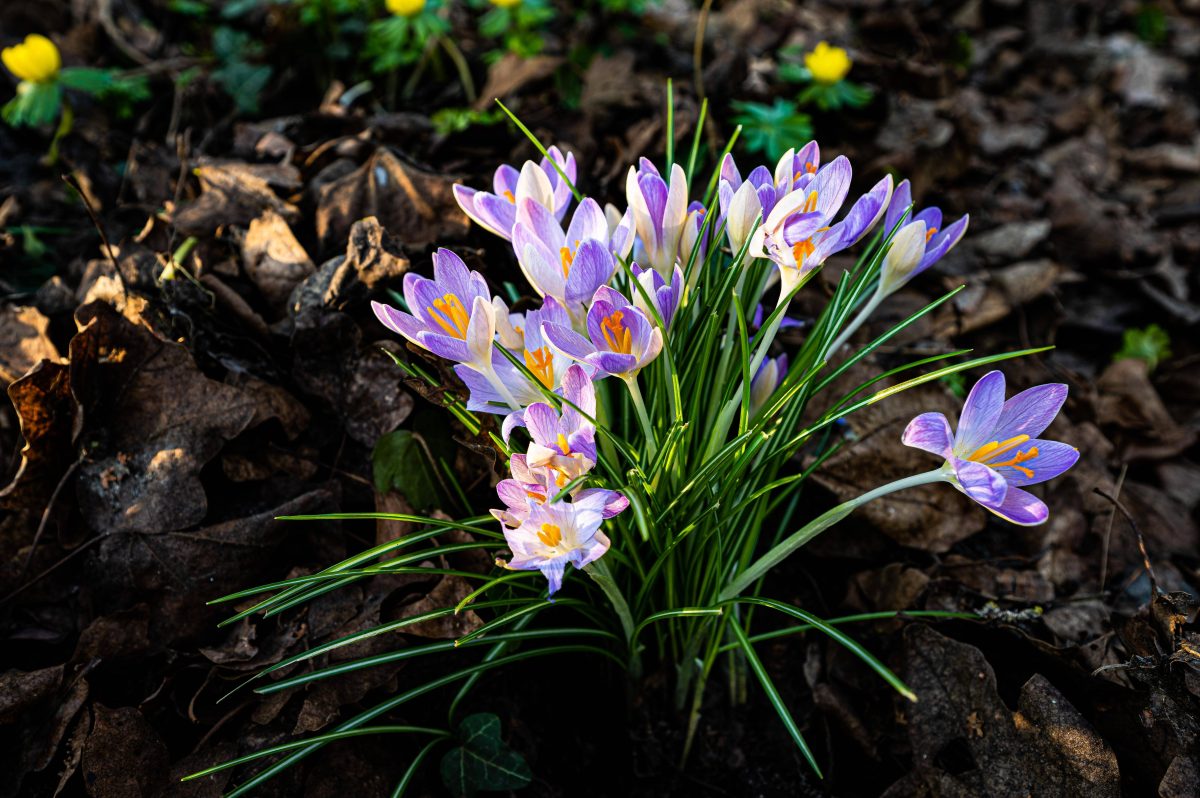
[952,458,1008,506]
[985,485,1049,526]
[994,439,1078,487]
[902,412,954,458]
[992,382,1066,442]
[884,178,912,234]
[954,370,1006,455]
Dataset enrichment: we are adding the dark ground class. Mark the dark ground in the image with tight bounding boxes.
[1,0,1199,796]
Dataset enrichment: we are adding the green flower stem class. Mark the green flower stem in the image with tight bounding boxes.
[584,559,641,679]
[719,468,947,601]
[624,374,658,461]
[828,290,884,355]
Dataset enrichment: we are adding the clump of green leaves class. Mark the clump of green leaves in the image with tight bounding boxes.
[730,99,813,160]
[210,27,274,113]
[431,106,504,135]
[1114,323,1172,372]
[1134,3,1168,47]
[366,0,451,72]
[471,0,555,59]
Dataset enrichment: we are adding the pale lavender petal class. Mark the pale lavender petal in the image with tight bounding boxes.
[995,439,1078,487]
[985,485,1049,526]
[720,153,742,188]
[781,211,825,246]
[952,458,1009,506]
[542,322,596,361]
[565,240,614,303]
[993,382,1067,441]
[638,173,669,238]
[809,155,852,221]
[913,207,942,233]
[955,371,1007,455]
[835,174,894,249]
[496,479,530,511]
[885,179,912,233]
[917,214,968,273]
[372,301,425,344]
[501,411,525,441]
[516,198,566,250]
[566,197,608,245]
[561,363,595,418]
[418,332,471,364]
[569,532,610,571]
[585,298,618,347]
[454,364,508,414]
[524,403,562,449]
[902,412,954,458]
[493,164,520,197]
[590,351,638,376]
[472,194,518,240]
[541,559,567,596]
[794,140,820,175]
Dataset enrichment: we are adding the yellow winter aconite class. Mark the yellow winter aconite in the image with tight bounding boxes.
[804,41,851,86]
[386,0,426,16]
[489,0,522,7]
[2,34,61,85]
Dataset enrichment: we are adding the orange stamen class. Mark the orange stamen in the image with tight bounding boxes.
[802,190,819,214]
[969,434,1038,479]
[560,246,574,278]
[601,310,632,354]
[792,238,815,263]
[523,346,555,388]
[556,434,570,455]
[429,294,470,339]
[805,161,817,174]
[503,189,515,203]
[925,227,938,242]
[537,523,562,547]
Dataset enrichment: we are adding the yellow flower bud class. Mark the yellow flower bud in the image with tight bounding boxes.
[489,0,522,7]
[804,41,851,86]
[386,0,426,15]
[2,34,62,85]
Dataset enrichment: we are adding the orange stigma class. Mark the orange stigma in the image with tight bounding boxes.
[429,294,470,339]
[601,310,632,354]
[524,346,555,388]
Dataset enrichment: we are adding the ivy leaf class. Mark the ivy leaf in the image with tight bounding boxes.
[1113,324,1172,372]
[372,430,441,510]
[729,99,813,161]
[439,713,532,797]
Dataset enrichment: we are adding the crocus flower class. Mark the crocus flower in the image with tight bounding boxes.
[605,203,636,262]
[542,287,663,381]
[718,157,774,254]
[492,453,628,528]
[512,197,615,313]
[805,41,852,85]
[902,371,1078,526]
[750,354,788,416]
[497,495,614,596]
[372,248,495,372]
[453,147,576,240]
[502,364,598,478]
[2,34,60,85]
[680,201,709,267]
[876,179,969,298]
[630,263,683,330]
[749,157,893,299]
[626,158,689,276]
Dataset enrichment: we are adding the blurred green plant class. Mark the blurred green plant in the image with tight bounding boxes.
[1134,3,1168,47]
[210,27,274,113]
[729,98,813,160]
[471,0,555,59]
[779,41,872,111]
[431,105,504,135]
[366,0,451,72]
[1114,323,1172,372]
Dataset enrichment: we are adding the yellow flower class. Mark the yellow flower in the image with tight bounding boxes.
[804,41,851,86]
[489,0,522,7]
[2,34,61,85]
[386,0,426,16]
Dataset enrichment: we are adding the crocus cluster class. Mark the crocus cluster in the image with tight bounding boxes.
[372,141,1075,595]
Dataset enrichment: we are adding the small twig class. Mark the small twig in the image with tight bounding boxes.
[1094,487,1159,596]
[62,173,128,304]
[1099,463,1127,592]
[21,455,84,576]
[693,0,714,101]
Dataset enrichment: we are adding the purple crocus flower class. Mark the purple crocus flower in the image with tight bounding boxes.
[372,248,496,372]
[749,156,893,299]
[497,493,617,596]
[718,156,775,254]
[626,158,689,277]
[902,371,1079,526]
[630,262,683,330]
[502,364,598,481]
[458,297,581,415]
[512,197,615,314]
[453,146,577,241]
[680,200,709,266]
[605,202,636,261]
[771,140,822,201]
[541,286,663,381]
[876,179,969,297]
[492,453,628,528]
[750,354,788,416]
